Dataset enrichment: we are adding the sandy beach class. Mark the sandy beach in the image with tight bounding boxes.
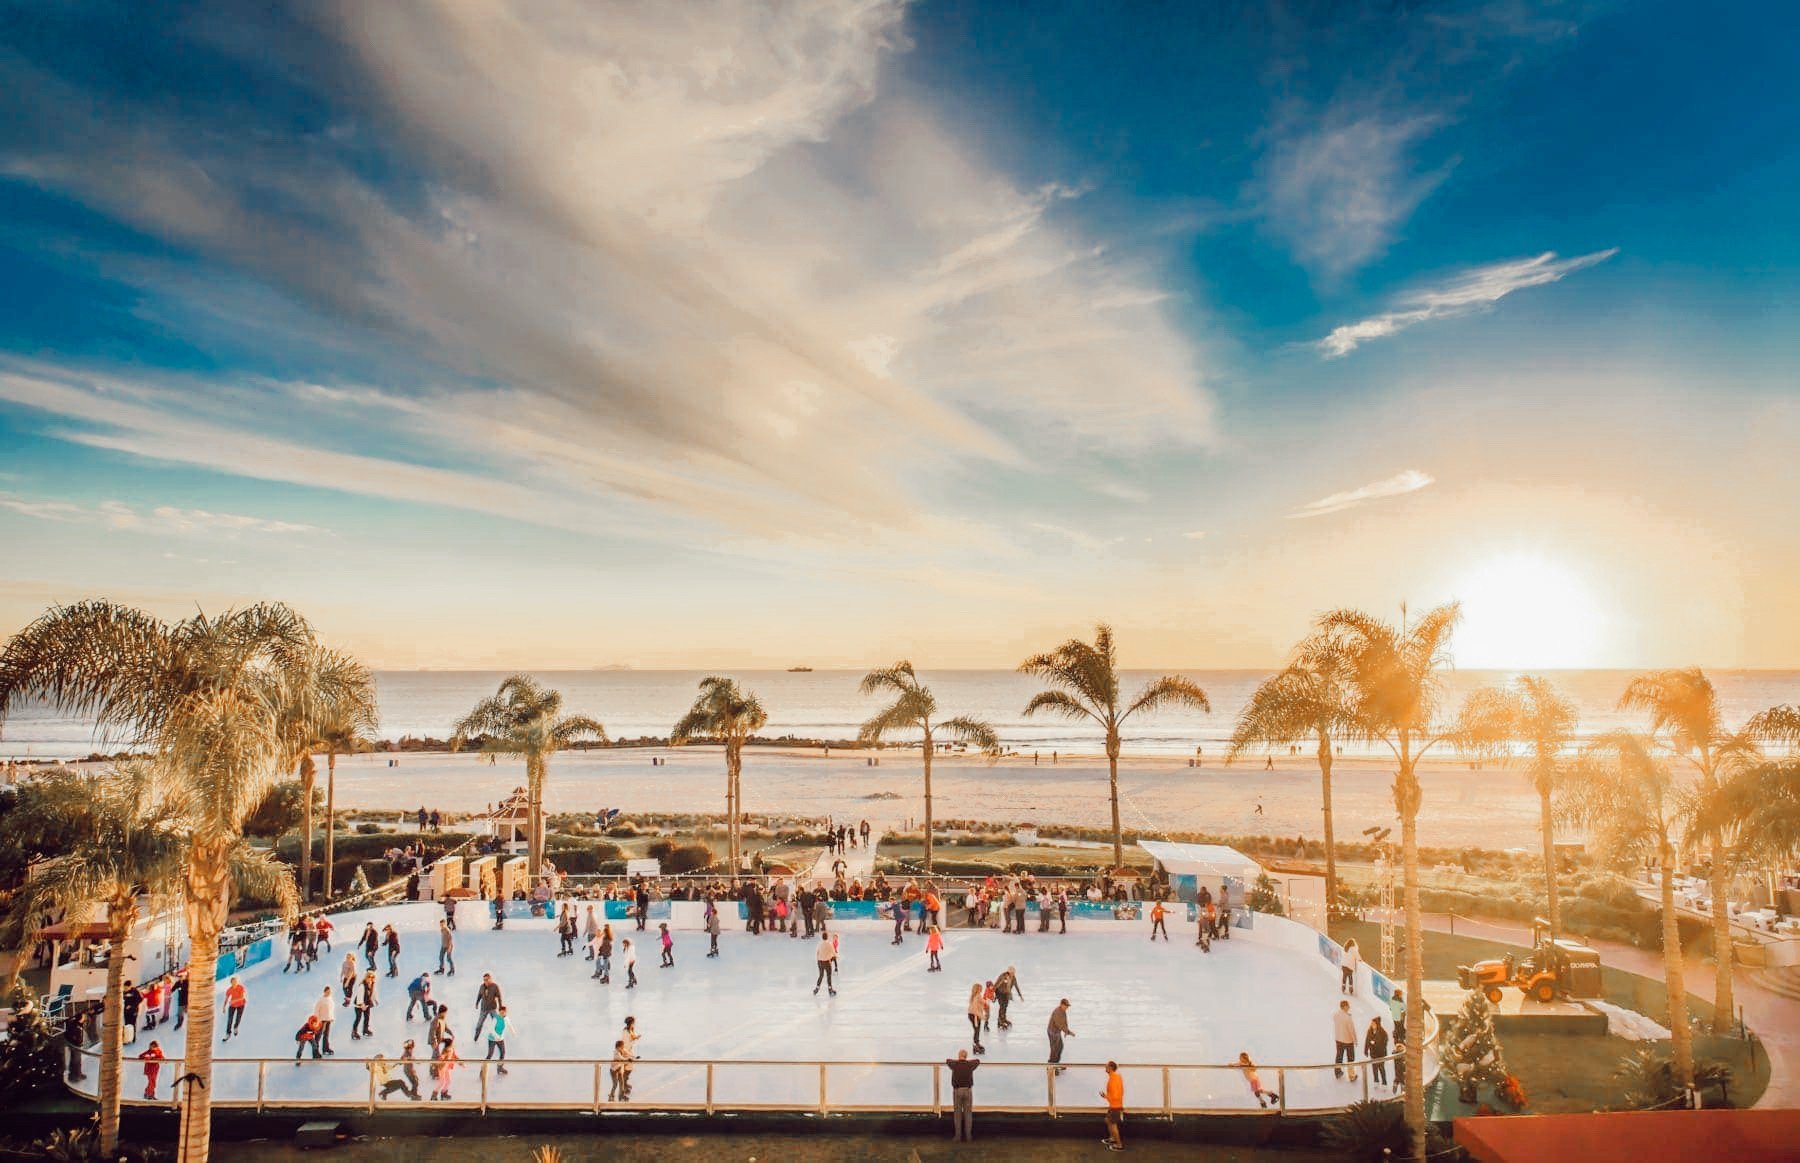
[333,745,1548,850]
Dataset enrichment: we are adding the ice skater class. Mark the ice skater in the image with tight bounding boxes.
[1101,1060,1125,1152]
[294,1015,322,1062]
[1332,1000,1357,1081]
[140,1040,164,1099]
[618,1017,640,1099]
[1365,1016,1390,1089]
[485,1005,511,1075]
[474,973,503,1038]
[360,923,380,971]
[966,983,988,1055]
[312,986,337,1055]
[582,905,600,956]
[438,918,457,976]
[623,938,639,988]
[608,1038,631,1101]
[1238,1052,1277,1108]
[1150,900,1169,941]
[405,972,435,1021]
[430,1034,459,1101]
[813,933,838,996]
[890,897,906,945]
[557,904,577,956]
[352,971,378,1039]
[383,925,401,977]
[994,967,1022,1029]
[1047,999,1073,1072]
[659,922,675,967]
[705,899,722,957]
[1340,939,1360,994]
[339,951,359,1004]
[378,1039,422,1100]
[222,976,247,1040]
[926,924,944,971]
[593,925,614,982]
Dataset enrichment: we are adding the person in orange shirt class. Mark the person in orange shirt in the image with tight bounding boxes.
[223,976,247,1041]
[1100,1060,1125,1151]
[1149,901,1168,941]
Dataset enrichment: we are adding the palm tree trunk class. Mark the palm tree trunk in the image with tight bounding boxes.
[97,901,131,1155]
[922,728,935,873]
[1107,732,1123,871]
[1710,862,1734,1033]
[298,755,316,902]
[1661,842,1693,1088]
[727,741,742,881]
[526,752,545,881]
[323,751,338,902]
[1541,787,1559,939]
[1316,731,1337,907]
[1398,757,1426,1163]
[178,840,231,1163]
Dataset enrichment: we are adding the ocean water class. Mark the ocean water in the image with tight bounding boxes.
[3,668,1797,760]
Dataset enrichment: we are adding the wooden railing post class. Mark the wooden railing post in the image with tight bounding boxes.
[480,1061,489,1114]
[932,1062,941,1116]
[1046,1065,1057,1117]
[1276,1067,1286,1114]
[1162,1066,1172,1118]
[256,1060,266,1113]
[706,1062,715,1115]
[593,1061,603,1113]
[818,1062,828,1116]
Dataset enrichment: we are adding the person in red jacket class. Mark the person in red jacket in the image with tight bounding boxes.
[140,1041,165,1099]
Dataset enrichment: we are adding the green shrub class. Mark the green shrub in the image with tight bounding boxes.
[356,822,384,835]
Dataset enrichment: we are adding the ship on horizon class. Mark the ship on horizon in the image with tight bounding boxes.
[787,665,814,672]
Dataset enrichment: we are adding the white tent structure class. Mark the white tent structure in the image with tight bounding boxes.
[1138,841,1263,894]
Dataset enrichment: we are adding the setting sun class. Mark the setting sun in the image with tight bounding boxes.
[1452,551,1610,669]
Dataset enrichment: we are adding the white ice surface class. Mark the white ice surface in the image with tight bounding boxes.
[102,903,1404,1114]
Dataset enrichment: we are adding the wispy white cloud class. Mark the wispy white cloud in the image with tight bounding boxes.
[1316,248,1618,357]
[1256,109,1452,279]
[1182,530,1208,540]
[0,1,1214,540]
[0,489,326,536]
[1287,469,1435,519]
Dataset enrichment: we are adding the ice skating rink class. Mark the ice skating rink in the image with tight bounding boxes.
[90,903,1418,1115]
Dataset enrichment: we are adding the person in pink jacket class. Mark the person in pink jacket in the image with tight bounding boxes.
[926,925,945,972]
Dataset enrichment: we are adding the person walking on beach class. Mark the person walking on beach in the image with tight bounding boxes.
[623,938,639,988]
[1047,999,1073,1072]
[140,1040,164,1099]
[1332,1000,1357,1081]
[1340,939,1360,994]
[352,971,378,1039]
[339,951,360,1005]
[705,898,722,957]
[947,1048,980,1141]
[485,1006,511,1075]
[383,925,401,977]
[1365,1016,1390,1089]
[222,976,247,1041]
[813,933,838,996]
[966,984,988,1055]
[438,919,457,976]
[1101,1060,1125,1151]
[860,819,872,848]
[312,985,337,1055]
[1238,1052,1277,1108]
[1150,901,1168,941]
[994,967,1022,1030]
[474,973,503,1038]
[926,924,944,972]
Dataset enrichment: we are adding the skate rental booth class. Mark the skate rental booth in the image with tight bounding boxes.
[1138,841,1263,904]
[67,886,1438,1132]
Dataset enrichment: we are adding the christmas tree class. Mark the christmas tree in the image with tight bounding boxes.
[1247,872,1285,916]
[1442,988,1510,1104]
[0,983,65,1099]
[348,864,373,898]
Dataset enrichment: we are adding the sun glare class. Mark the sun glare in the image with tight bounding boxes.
[1451,552,1608,670]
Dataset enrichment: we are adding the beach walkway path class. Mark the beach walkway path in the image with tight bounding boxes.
[801,821,884,885]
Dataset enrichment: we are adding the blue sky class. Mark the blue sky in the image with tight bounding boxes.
[0,0,1795,668]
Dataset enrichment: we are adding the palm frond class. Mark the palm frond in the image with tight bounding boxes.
[857,662,919,698]
[551,715,608,746]
[1125,675,1210,720]
[940,715,1001,758]
[0,600,173,744]
[1021,690,1097,723]
[1619,668,1722,757]
[1748,705,1800,749]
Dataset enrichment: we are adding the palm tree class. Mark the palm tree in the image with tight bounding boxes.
[1018,624,1210,870]
[857,662,999,870]
[450,675,606,881]
[1564,733,1693,1086]
[1706,707,1800,912]
[1227,637,1352,905]
[0,598,352,1163]
[1314,603,1514,1163]
[1458,675,1580,938]
[3,765,294,1155]
[670,676,767,879]
[1618,669,1762,1032]
[275,649,377,902]
[316,717,372,901]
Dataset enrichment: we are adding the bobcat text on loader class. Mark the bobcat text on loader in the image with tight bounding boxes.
[1456,918,1603,1004]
